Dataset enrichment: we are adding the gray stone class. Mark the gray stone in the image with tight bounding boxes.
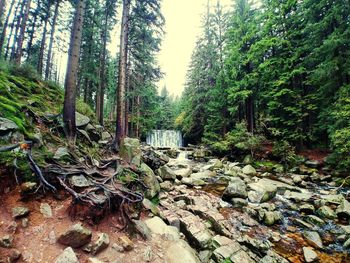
[344,238,350,248]
[165,239,201,263]
[303,247,318,262]
[57,224,92,248]
[242,165,256,176]
[69,175,91,188]
[212,242,241,262]
[264,211,281,226]
[76,112,90,127]
[284,190,314,202]
[157,165,176,180]
[181,177,206,186]
[299,204,315,214]
[142,198,160,216]
[224,177,247,198]
[101,131,112,141]
[40,203,52,218]
[303,231,323,249]
[160,181,173,191]
[230,198,248,208]
[84,233,109,255]
[144,216,180,240]
[132,220,152,240]
[294,219,314,230]
[248,181,277,203]
[0,235,13,248]
[12,206,29,218]
[230,250,254,263]
[304,215,325,227]
[336,198,350,218]
[54,247,78,263]
[199,250,212,263]
[0,117,18,132]
[140,163,160,198]
[54,147,70,160]
[191,170,216,181]
[316,205,337,219]
[120,137,142,166]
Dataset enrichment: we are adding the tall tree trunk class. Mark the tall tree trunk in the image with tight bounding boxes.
[0,0,5,20]
[63,0,86,145]
[26,0,40,59]
[115,0,130,145]
[37,12,49,74]
[97,2,109,126]
[45,0,60,80]
[10,0,24,61]
[15,0,31,64]
[0,0,15,57]
[136,95,140,138]
[245,96,254,133]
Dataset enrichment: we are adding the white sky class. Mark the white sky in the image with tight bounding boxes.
[157,0,232,96]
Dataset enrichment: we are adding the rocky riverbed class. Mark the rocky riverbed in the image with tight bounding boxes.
[0,140,350,262]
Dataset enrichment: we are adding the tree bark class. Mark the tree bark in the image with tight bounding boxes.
[10,0,25,61]
[15,0,31,64]
[0,0,15,57]
[115,0,131,145]
[0,0,5,20]
[45,0,60,80]
[63,0,86,145]
[38,9,50,74]
[26,0,40,59]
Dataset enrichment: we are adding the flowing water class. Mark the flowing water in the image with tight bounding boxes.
[146,130,183,148]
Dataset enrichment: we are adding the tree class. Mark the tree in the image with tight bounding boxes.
[0,0,15,56]
[63,0,86,145]
[15,0,32,64]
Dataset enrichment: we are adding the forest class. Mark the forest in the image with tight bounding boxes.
[0,0,350,262]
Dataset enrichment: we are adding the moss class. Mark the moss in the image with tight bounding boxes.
[77,99,96,122]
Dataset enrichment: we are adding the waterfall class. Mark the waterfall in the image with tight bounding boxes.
[146,130,183,148]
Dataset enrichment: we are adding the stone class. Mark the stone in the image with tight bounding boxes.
[336,198,350,219]
[304,215,325,227]
[224,177,247,198]
[230,250,254,263]
[87,258,105,263]
[305,160,320,168]
[0,234,13,248]
[143,246,154,262]
[118,236,133,251]
[299,204,315,214]
[40,203,52,218]
[132,220,152,240]
[165,239,201,263]
[101,131,112,141]
[21,218,29,228]
[191,170,216,180]
[243,155,253,164]
[344,238,350,248]
[54,247,78,263]
[181,177,206,186]
[264,211,281,226]
[212,235,233,248]
[142,198,161,216]
[140,163,160,198]
[303,247,318,262]
[294,219,314,230]
[69,175,91,188]
[199,250,212,263]
[0,117,18,132]
[303,231,323,249]
[160,181,173,191]
[230,198,248,208]
[54,147,70,160]
[212,242,241,262]
[242,165,256,176]
[193,148,208,159]
[84,233,109,255]
[20,182,37,193]
[57,224,92,248]
[292,174,303,184]
[247,181,277,203]
[321,194,344,205]
[157,165,176,180]
[316,205,336,220]
[12,206,29,218]
[120,137,142,166]
[78,129,92,143]
[76,112,90,127]
[144,216,180,240]
[284,190,314,202]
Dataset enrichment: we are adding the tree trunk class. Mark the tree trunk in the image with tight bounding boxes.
[0,0,15,57]
[63,0,86,145]
[37,13,49,74]
[10,0,24,61]
[15,0,31,64]
[115,0,130,145]
[26,0,40,59]
[245,95,254,133]
[45,0,60,80]
[0,0,5,20]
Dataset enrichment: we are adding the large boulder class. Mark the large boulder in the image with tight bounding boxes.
[55,247,78,263]
[242,165,257,176]
[165,239,201,263]
[57,224,92,248]
[75,112,90,127]
[157,165,176,180]
[0,117,18,133]
[140,163,160,198]
[336,199,350,219]
[247,181,277,203]
[120,137,142,166]
[144,216,180,240]
[224,177,247,198]
[303,231,323,249]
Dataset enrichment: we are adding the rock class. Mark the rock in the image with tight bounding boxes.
[212,241,241,262]
[243,155,253,164]
[230,250,254,263]
[304,215,325,227]
[87,258,105,263]
[69,175,91,188]
[20,182,37,193]
[264,211,281,226]
[144,216,180,240]
[21,218,29,228]
[242,165,256,176]
[160,181,173,191]
[305,160,320,168]
[76,112,90,127]
[173,167,192,178]
[224,163,242,176]
[344,238,350,248]
[198,250,212,263]
[0,234,13,248]
[193,148,209,159]
[294,219,314,230]
[84,233,109,255]
[0,117,18,132]
[77,129,92,143]
[142,198,161,216]
[165,239,201,263]
[101,131,112,141]
[118,236,134,251]
[299,204,315,214]
[120,137,142,166]
[140,163,160,198]
[224,177,247,198]
[292,174,303,184]
[54,247,78,263]
[261,250,289,263]
[303,247,318,262]
[157,165,176,180]
[39,203,52,218]
[12,206,29,219]
[317,206,336,219]
[54,147,70,160]
[336,198,350,219]
[247,181,277,203]
[230,198,248,208]
[57,224,92,248]
[284,190,314,202]
[191,170,216,180]
[181,177,206,186]
[321,194,344,205]
[303,231,323,249]
[132,220,152,240]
